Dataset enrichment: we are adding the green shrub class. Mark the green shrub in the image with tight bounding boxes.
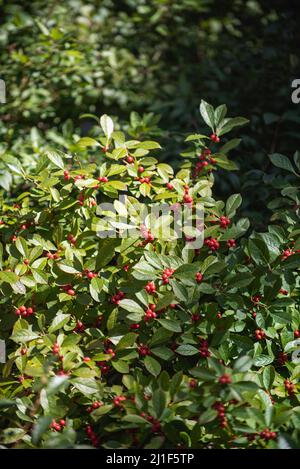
[0,102,300,449]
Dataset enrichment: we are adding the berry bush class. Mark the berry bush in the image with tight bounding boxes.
[0,102,300,449]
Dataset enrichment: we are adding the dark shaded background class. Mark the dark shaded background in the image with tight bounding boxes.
[1,0,300,226]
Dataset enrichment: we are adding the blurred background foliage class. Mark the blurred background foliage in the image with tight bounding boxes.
[1,0,300,227]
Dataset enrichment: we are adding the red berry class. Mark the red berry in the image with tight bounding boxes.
[210,133,220,143]
[166,182,174,190]
[219,374,231,385]
[138,166,145,173]
[67,289,75,296]
[195,272,203,283]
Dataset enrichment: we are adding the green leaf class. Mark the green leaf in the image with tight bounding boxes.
[214,104,227,127]
[119,299,144,314]
[45,150,65,169]
[100,114,114,139]
[158,319,181,333]
[48,313,71,333]
[31,416,53,445]
[152,389,166,419]
[218,117,249,136]
[77,137,100,148]
[254,355,274,367]
[89,277,103,302]
[269,153,298,175]
[226,194,242,217]
[72,378,99,395]
[11,327,39,343]
[0,271,19,284]
[176,344,198,356]
[144,356,161,377]
[112,360,129,373]
[199,100,215,130]
[262,366,275,390]
[233,356,253,372]
[15,237,28,257]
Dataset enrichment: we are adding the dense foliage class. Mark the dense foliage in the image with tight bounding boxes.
[1,0,300,226]
[1,101,300,449]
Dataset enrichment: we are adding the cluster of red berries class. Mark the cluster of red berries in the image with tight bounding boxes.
[61,284,76,296]
[195,272,203,283]
[138,176,151,184]
[199,338,211,358]
[140,225,155,244]
[191,313,200,322]
[145,281,156,294]
[97,361,110,374]
[15,305,34,317]
[161,268,175,284]
[192,149,216,178]
[284,379,295,397]
[251,295,261,304]
[67,233,76,246]
[74,320,85,333]
[183,185,193,204]
[77,192,85,206]
[113,395,126,407]
[97,176,108,183]
[204,237,220,251]
[281,249,295,260]
[144,304,157,322]
[52,342,60,355]
[63,170,71,181]
[278,352,288,366]
[46,251,60,260]
[87,401,103,413]
[226,239,236,248]
[85,425,99,447]
[50,419,66,432]
[111,290,125,305]
[255,329,265,340]
[210,133,220,143]
[219,216,230,229]
[140,413,161,433]
[104,346,116,358]
[83,269,97,279]
[138,344,151,356]
[193,160,209,178]
[74,174,85,182]
[213,402,227,428]
[259,428,277,441]
[219,374,232,385]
